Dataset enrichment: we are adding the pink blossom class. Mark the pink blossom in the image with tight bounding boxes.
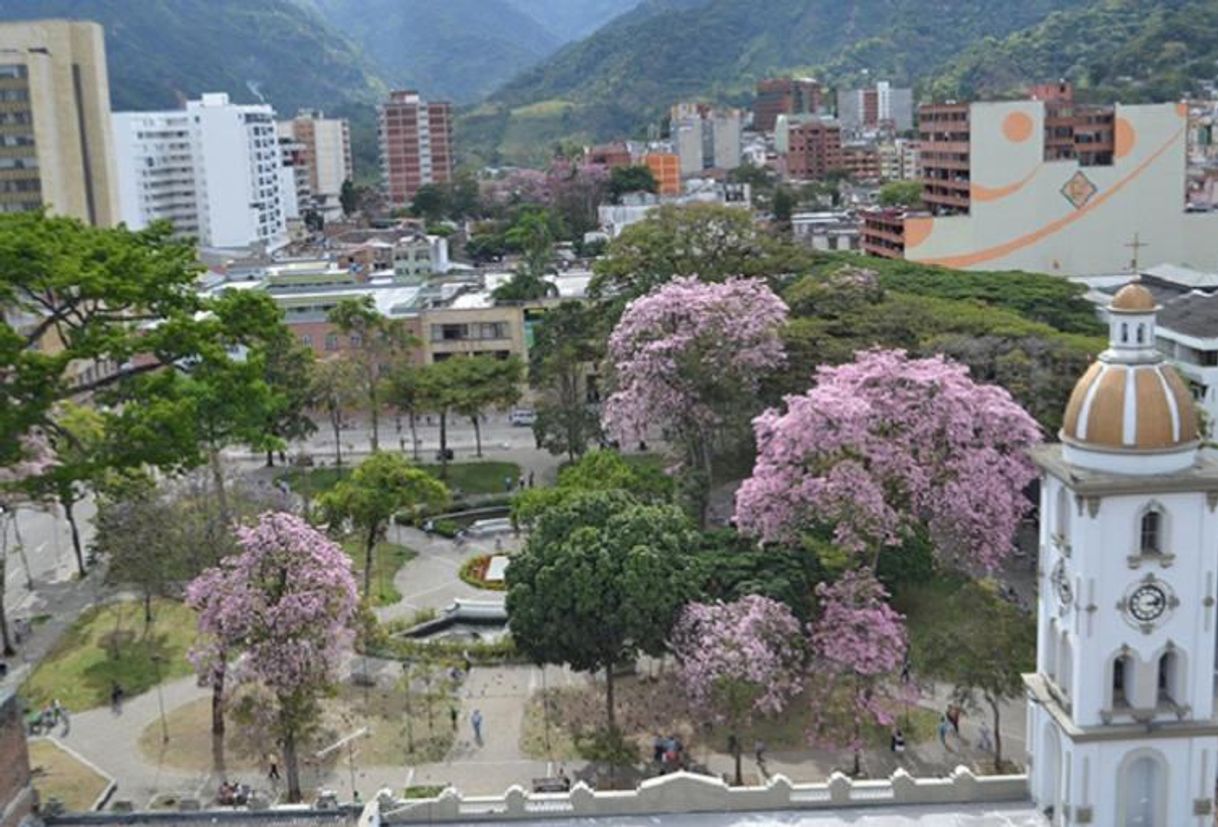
[603,277,789,446]
[671,595,806,723]
[735,349,1040,571]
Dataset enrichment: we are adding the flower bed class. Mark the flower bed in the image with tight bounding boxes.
[460,553,507,591]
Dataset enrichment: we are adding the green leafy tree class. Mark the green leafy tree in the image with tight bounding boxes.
[491,272,558,303]
[450,355,525,457]
[310,357,362,467]
[383,361,426,461]
[96,486,189,627]
[506,490,696,731]
[410,184,450,224]
[772,186,795,224]
[528,302,605,461]
[504,209,556,279]
[260,327,317,467]
[915,579,1035,771]
[318,453,449,597]
[607,165,657,202]
[340,179,358,217]
[328,297,419,453]
[877,180,923,207]
[510,449,673,528]
[466,233,507,264]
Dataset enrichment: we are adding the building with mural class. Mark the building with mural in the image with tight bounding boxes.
[863,86,1218,276]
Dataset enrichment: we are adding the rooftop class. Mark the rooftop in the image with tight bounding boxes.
[1158,289,1218,341]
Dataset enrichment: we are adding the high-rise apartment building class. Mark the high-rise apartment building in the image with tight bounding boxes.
[671,103,742,176]
[0,20,119,226]
[113,93,288,251]
[643,152,681,196]
[379,90,453,208]
[838,81,914,134]
[277,110,351,219]
[784,119,843,180]
[753,77,824,132]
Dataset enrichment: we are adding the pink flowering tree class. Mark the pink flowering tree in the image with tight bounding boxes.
[735,349,1040,572]
[672,595,806,785]
[186,512,358,800]
[604,276,789,525]
[808,570,911,776]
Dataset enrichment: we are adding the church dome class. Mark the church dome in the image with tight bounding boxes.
[1061,360,1197,450]
[1059,280,1200,473]
[1110,282,1156,312]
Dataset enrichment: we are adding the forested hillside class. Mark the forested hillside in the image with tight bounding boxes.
[0,0,383,115]
[464,0,1084,165]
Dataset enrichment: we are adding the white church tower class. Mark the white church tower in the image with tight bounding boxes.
[1028,282,1218,825]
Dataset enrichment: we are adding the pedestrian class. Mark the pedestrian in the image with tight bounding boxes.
[937,715,952,752]
[494,537,503,552]
[463,651,472,674]
[754,739,767,769]
[110,682,124,715]
[946,704,961,735]
[527,471,534,488]
[503,475,513,492]
[517,475,525,491]
[471,708,484,745]
[890,728,906,753]
[352,790,361,806]
[978,722,994,753]
[450,706,458,732]
[268,755,281,783]
[652,734,665,764]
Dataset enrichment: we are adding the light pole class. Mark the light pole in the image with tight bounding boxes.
[152,653,169,744]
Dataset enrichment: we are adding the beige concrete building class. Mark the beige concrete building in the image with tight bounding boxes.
[0,20,119,226]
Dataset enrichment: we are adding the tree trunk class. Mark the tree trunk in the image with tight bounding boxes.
[212,662,226,736]
[989,694,1003,772]
[605,664,616,732]
[439,411,449,478]
[266,449,274,468]
[369,393,380,453]
[283,724,302,803]
[408,411,420,462]
[10,514,33,591]
[0,560,12,656]
[852,717,862,776]
[471,416,483,458]
[732,732,743,786]
[209,445,231,525]
[331,411,343,467]
[63,496,86,576]
[143,591,153,630]
[363,525,377,598]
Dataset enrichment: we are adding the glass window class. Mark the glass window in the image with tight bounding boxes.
[1140,510,1162,555]
[325,333,339,351]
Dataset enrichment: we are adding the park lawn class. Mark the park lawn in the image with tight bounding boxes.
[21,598,196,711]
[28,739,110,812]
[277,460,520,500]
[341,540,417,606]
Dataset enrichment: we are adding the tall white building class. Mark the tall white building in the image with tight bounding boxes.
[277,110,351,220]
[671,103,742,176]
[1028,281,1218,825]
[113,93,288,252]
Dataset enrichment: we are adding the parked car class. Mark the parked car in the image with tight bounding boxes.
[508,408,536,426]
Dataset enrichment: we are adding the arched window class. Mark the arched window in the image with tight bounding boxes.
[1136,324,1145,344]
[1121,322,1129,343]
[1140,509,1163,555]
[1121,753,1166,826]
[1157,651,1180,704]
[1055,485,1070,540]
[1113,654,1133,707]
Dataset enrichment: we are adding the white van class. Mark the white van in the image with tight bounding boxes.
[508,408,536,426]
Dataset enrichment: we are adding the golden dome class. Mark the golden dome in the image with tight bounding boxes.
[1061,361,1198,451]
[1111,282,1157,312]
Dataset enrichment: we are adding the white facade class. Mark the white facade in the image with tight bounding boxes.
[1028,291,1218,825]
[112,110,199,236]
[672,105,743,175]
[113,93,288,251]
[277,111,351,220]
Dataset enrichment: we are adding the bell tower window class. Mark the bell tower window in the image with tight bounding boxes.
[1113,654,1132,707]
[1140,509,1163,555]
[1157,651,1179,705]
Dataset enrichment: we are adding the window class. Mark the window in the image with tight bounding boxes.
[1157,651,1179,704]
[1113,654,1132,706]
[298,334,312,347]
[1136,324,1145,344]
[348,333,362,347]
[1140,509,1163,555]
[1121,754,1165,827]
[1055,485,1070,541]
[1121,322,1129,343]
[325,333,339,352]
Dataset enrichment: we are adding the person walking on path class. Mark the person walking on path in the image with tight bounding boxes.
[109,682,124,715]
[946,704,961,735]
[267,755,280,783]
[977,722,994,753]
[754,739,768,774]
[937,715,953,752]
[449,706,458,732]
[471,708,484,745]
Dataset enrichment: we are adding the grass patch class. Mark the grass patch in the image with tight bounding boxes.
[28,739,109,812]
[458,554,507,592]
[279,460,521,500]
[137,681,455,772]
[21,599,196,711]
[403,785,446,799]
[341,541,417,606]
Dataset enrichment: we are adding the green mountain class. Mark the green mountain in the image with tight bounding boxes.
[505,0,642,42]
[466,0,1084,165]
[929,0,1218,103]
[0,0,384,115]
[305,0,562,104]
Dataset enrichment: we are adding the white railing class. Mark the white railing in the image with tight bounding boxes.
[364,767,1029,825]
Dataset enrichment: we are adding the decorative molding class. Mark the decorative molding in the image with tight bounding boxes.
[1074,805,1093,823]
[1126,552,1175,570]
[1085,496,1102,518]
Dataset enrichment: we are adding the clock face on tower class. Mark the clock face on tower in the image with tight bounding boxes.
[1120,576,1176,630]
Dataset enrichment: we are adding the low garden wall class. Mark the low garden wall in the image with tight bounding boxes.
[365,767,1030,824]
